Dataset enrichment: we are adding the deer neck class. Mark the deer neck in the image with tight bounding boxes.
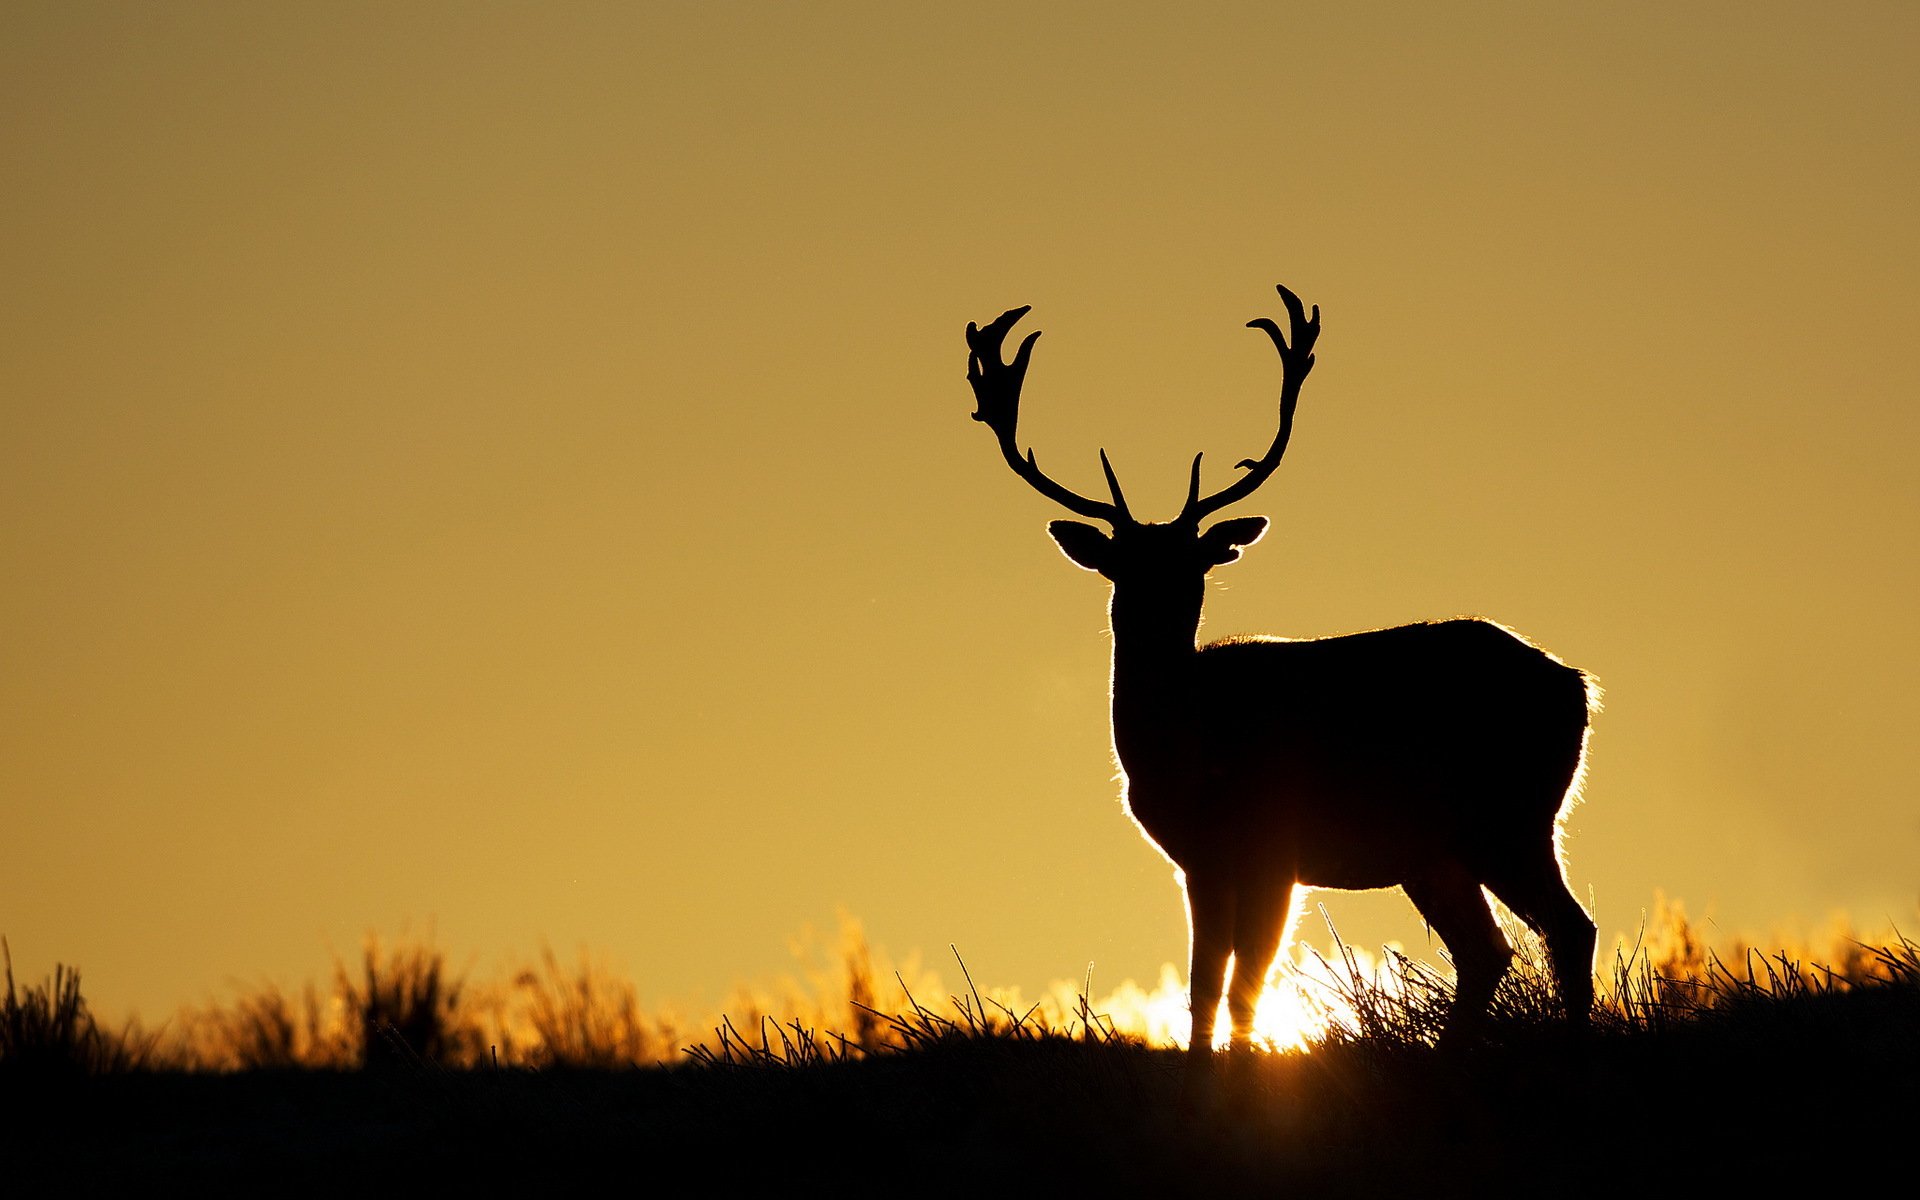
[1105,580,1204,767]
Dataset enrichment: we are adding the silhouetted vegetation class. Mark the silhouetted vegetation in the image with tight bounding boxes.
[2,909,1914,1190]
[179,935,477,1071]
[0,940,155,1078]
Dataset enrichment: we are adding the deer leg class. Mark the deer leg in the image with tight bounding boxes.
[1486,858,1596,1030]
[1404,871,1512,1047]
[1184,873,1235,1061]
[1227,880,1295,1048]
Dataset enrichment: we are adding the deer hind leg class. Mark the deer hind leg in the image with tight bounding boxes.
[1226,880,1296,1048]
[1404,870,1512,1047]
[1485,856,1597,1030]
[1183,872,1236,1061]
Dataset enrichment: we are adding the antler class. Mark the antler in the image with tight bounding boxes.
[966,305,1132,524]
[1176,283,1321,525]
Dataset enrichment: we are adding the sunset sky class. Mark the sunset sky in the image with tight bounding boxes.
[4,2,1916,1025]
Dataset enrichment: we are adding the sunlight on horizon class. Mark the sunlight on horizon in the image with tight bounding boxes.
[1083,942,1396,1054]
[967,928,1401,1056]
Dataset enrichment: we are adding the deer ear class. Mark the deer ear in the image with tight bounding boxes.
[1199,516,1269,565]
[1048,520,1112,573]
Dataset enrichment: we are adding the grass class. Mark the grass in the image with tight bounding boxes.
[1,939,156,1077]
[2,905,1915,1191]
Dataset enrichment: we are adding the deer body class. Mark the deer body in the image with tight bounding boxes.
[1114,621,1590,893]
[965,285,1596,1057]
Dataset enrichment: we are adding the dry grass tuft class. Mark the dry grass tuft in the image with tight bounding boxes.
[1,940,156,1076]
[184,934,477,1070]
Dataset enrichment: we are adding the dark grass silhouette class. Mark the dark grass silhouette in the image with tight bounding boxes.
[177,935,478,1071]
[1,939,157,1077]
[965,284,1598,1063]
[3,918,1916,1191]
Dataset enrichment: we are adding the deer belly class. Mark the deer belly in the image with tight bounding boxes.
[1293,836,1423,890]
[1127,767,1470,887]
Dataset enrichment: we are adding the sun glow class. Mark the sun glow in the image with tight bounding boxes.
[1082,941,1397,1053]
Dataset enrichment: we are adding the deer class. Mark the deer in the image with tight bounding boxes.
[964,284,1598,1063]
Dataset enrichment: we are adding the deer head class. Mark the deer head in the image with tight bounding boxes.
[966,284,1322,633]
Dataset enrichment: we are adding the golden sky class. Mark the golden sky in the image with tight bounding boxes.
[4,1,1916,1022]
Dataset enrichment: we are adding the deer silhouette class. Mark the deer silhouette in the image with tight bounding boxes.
[964,284,1597,1058]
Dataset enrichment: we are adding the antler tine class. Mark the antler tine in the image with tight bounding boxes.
[967,306,1130,525]
[1098,449,1133,522]
[1178,282,1321,525]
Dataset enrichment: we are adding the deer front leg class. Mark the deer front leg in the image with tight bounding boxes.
[1184,873,1235,1061]
[1227,880,1294,1048]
